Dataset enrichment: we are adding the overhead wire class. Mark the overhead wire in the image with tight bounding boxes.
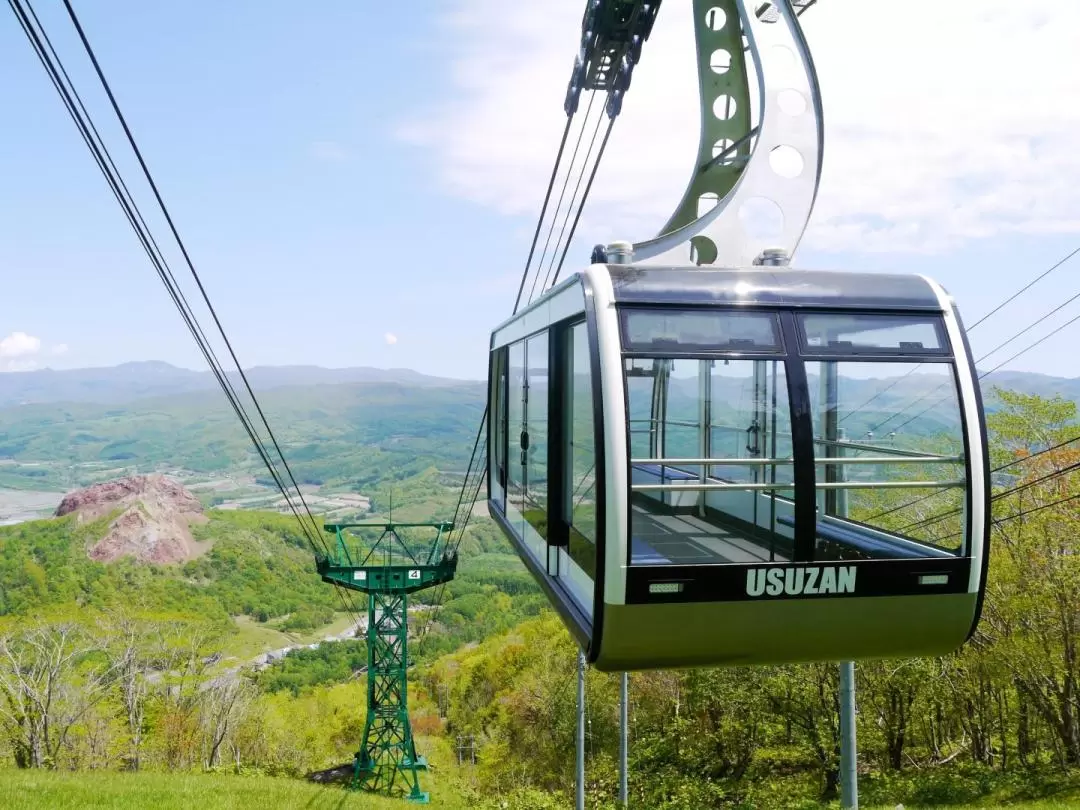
[863,324,1080,522]
[823,241,1080,529]
[841,243,1080,425]
[549,116,616,290]
[995,434,1080,473]
[994,488,1080,527]
[10,0,364,627]
[966,244,1080,331]
[527,89,600,306]
[412,432,488,650]
[535,95,609,296]
[60,0,329,548]
[7,1,288,523]
[12,0,330,560]
[879,305,1080,438]
[899,456,1080,534]
[934,462,1080,546]
[423,58,624,654]
[513,116,576,315]
[865,430,1080,522]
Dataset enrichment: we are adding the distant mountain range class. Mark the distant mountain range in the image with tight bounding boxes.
[979,370,1080,402]
[0,361,1077,410]
[0,361,476,407]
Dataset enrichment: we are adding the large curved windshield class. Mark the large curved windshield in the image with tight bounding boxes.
[622,308,969,567]
[801,313,967,560]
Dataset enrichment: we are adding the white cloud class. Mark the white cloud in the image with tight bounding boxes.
[51,343,69,356]
[0,331,40,358]
[384,332,398,345]
[400,1,1080,254]
[0,331,42,372]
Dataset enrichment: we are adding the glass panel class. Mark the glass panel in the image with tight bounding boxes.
[806,360,967,560]
[507,341,526,535]
[709,358,794,489]
[801,313,946,353]
[565,322,597,579]
[524,333,548,540]
[489,348,507,510]
[662,360,699,461]
[627,355,795,566]
[625,359,658,460]
[622,309,781,352]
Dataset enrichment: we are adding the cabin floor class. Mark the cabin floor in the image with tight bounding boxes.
[630,499,791,565]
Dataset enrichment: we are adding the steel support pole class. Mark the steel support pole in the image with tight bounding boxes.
[577,649,586,810]
[619,672,628,807]
[839,660,858,809]
[833,414,857,808]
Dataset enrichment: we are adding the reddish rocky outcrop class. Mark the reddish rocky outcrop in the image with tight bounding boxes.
[56,474,209,564]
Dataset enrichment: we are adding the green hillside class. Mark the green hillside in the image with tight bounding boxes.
[1,365,1075,500]
[0,504,541,662]
[2,376,1080,808]
[0,498,552,805]
[0,510,332,622]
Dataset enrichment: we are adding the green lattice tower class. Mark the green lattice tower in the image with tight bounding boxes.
[316,519,457,803]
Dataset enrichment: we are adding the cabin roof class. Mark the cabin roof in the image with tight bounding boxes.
[606,266,944,311]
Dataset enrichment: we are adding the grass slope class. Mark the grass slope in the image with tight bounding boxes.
[3,769,1080,810]
[0,753,474,809]
[1,770,430,810]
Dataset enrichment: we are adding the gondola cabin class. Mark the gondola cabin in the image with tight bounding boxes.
[487,263,990,671]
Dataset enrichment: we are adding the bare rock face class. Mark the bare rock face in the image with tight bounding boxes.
[55,474,209,564]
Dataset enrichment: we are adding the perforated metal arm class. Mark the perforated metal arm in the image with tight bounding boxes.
[629,0,823,267]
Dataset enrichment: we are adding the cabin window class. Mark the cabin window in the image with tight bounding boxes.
[564,321,597,578]
[489,347,508,510]
[709,357,794,489]
[507,341,527,537]
[805,359,967,560]
[523,332,549,540]
[626,345,796,567]
[621,308,781,353]
[800,313,947,354]
[625,360,658,459]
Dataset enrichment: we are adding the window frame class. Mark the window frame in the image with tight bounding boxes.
[618,305,975,580]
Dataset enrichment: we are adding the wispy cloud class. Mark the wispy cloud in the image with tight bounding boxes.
[384,332,398,345]
[398,0,1080,254]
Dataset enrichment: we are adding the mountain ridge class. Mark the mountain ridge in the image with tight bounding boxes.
[3,360,1080,412]
[0,361,478,407]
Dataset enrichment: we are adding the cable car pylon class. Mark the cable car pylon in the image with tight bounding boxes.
[315,515,457,803]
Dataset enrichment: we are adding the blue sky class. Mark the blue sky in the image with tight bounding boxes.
[1,0,1078,382]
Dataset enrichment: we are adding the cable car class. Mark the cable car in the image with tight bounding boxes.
[486,262,989,671]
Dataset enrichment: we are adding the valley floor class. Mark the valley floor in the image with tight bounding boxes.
[0,487,62,525]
